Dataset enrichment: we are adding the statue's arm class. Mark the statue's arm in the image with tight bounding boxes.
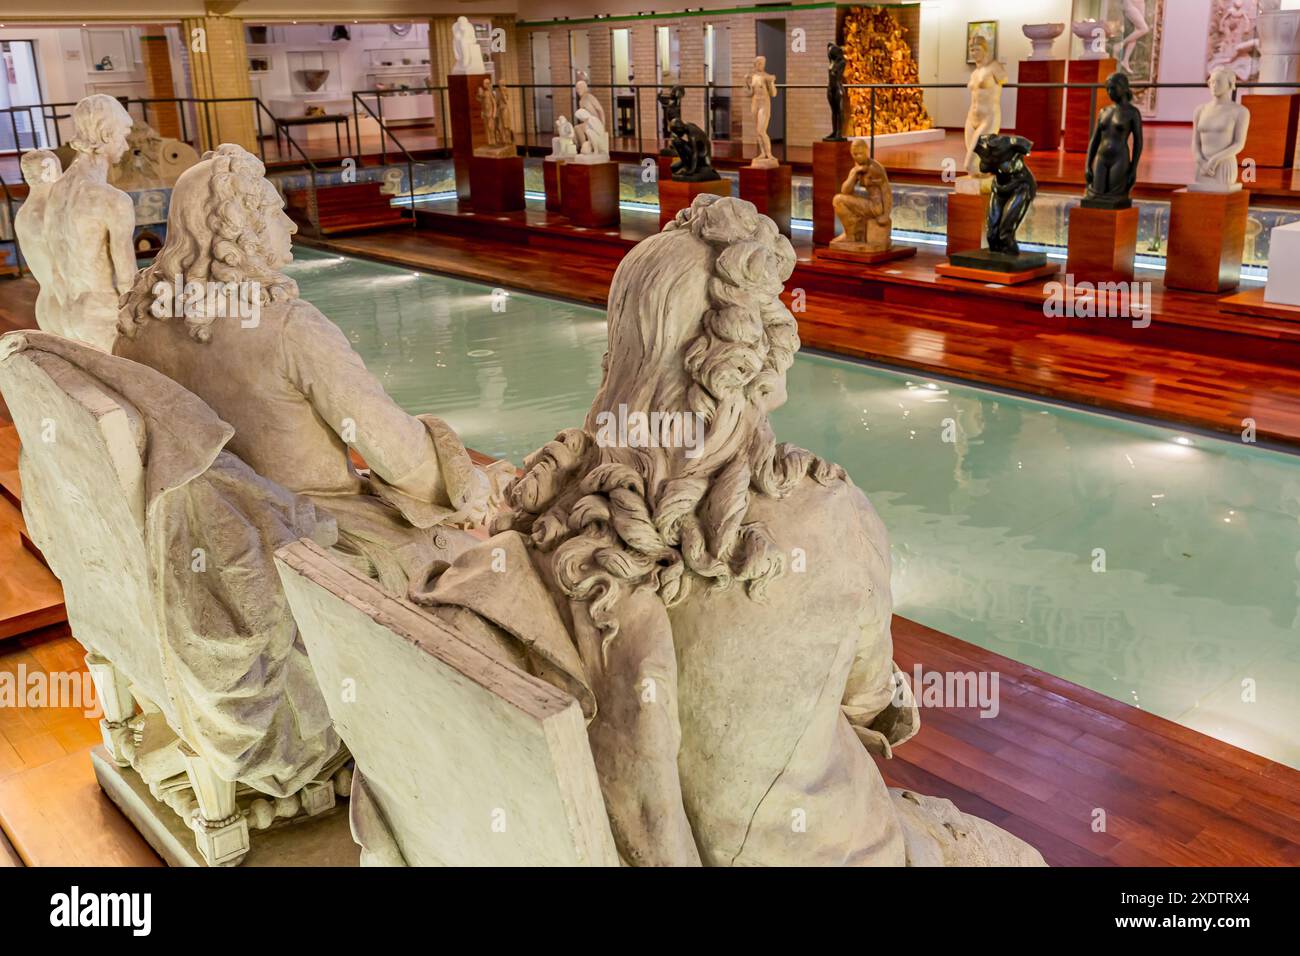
[1128,111,1144,189]
[106,190,138,294]
[1084,121,1102,183]
[281,303,451,508]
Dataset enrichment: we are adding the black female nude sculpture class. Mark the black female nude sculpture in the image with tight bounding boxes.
[824,43,847,142]
[1083,73,1143,210]
[668,117,721,182]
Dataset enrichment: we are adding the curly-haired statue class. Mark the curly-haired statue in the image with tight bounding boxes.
[27,94,136,350]
[118,143,497,592]
[398,195,1046,866]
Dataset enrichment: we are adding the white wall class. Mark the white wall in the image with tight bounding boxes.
[1154,0,1212,122]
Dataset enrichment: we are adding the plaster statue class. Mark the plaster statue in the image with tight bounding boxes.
[1207,0,1261,82]
[474,77,515,158]
[572,108,610,164]
[824,42,848,141]
[115,143,497,595]
[36,94,136,351]
[975,134,1037,257]
[451,15,486,75]
[549,114,578,159]
[746,56,779,168]
[13,149,61,333]
[657,84,684,155]
[1191,67,1251,192]
[1083,73,1143,209]
[574,78,606,132]
[831,139,894,252]
[365,194,1047,867]
[956,35,1007,194]
[668,117,721,182]
[1117,0,1151,74]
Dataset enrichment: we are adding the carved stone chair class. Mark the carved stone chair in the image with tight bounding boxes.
[0,348,348,866]
[275,537,619,866]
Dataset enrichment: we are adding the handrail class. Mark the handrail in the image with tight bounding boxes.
[350,91,419,226]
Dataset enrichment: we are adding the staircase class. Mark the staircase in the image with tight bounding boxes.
[285,180,410,236]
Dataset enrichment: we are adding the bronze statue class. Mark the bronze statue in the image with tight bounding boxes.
[1083,73,1143,210]
[668,117,721,182]
[977,134,1037,257]
[824,43,847,142]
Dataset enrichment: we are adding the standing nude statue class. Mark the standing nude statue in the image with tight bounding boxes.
[1117,0,1151,74]
[1084,73,1143,208]
[831,138,894,252]
[1191,67,1251,191]
[474,78,514,157]
[38,95,136,351]
[746,56,778,168]
[13,149,62,332]
[956,35,1007,194]
[824,43,848,141]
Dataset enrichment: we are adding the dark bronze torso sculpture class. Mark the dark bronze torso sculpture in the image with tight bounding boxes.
[978,134,1037,257]
[824,43,847,142]
[1083,73,1144,210]
[668,117,721,182]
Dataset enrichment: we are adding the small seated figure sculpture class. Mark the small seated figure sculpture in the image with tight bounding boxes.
[451,15,486,75]
[1083,73,1143,209]
[824,43,848,142]
[830,139,896,253]
[657,84,684,155]
[13,149,62,334]
[549,115,578,159]
[1191,67,1250,192]
[37,94,136,351]
[747,57,779,168]
[668,117,721,182]
[116,144,493,594]
[572,108,610,163]
[474,78,515,157]
[977,133,1038,259]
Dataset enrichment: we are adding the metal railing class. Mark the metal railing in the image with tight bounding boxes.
[350,91,421,227]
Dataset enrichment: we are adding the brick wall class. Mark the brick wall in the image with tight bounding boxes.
[139,32,181,139]
[182,15,256,152]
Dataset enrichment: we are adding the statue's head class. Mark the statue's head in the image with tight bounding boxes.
[849,137,871,164]
[120,144,299,343]
[827,42,844,63]
[669,116,688,137]
[20,149,61,187]
[70,94,132,164]
[1209,67,1236,98]
[970,34,992,66]
[754,55,766,71]
[1105,72,1132,105]
[576,79,589,96]
[575,108,591,125]
[496,196,839,640]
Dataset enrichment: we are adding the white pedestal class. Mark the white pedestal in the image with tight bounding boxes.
[1265,220,1300,305]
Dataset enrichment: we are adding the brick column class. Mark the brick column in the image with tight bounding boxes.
[139,31,181,139]
[182,15,257,152]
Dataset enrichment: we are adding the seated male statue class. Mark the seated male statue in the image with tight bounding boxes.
[117,144,493,592]
[389,195,1045,866]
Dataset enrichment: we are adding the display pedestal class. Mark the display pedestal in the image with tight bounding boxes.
[1066,204,1138,282]
[739,164,792,236]
[543,159,564,212]
[1064,58,1117,153]
[1016,59,1065,151]
[1165,188,1249,293]
[1265,219,1300,304]
[1241,93,1300,167]
[937,249,1056,286]
[560,160,620,228]
[946,191,990,257]
[448,72,488,202]
[469,154,525,213]
[813,140,855,245]
[658,178,731,227]
[816,244,917,266]
[657,156,674,184]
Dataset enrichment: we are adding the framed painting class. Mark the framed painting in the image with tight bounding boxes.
[966,20,998,64]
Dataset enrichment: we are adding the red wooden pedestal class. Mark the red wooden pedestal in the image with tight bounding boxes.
[448,72,488,202]
[657,155,674,184]
[1064,58,1116,153]
[1165,188,1249,293]
[543,159,563,212]
[560,161,620,228]
[1241,94,1300,168]
[658,178,731,227]
[1066,205,1139,283]
[812,140,855,245]
[945,191,990,257]
[739,164,792,236]
[469,155,525,213]
[1016,59,1064,151]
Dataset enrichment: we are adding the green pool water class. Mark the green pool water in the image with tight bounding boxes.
[286,246,1300,769]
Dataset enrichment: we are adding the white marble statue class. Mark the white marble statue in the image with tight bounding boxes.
[549,115,578,159]
[36,94,136,351]
[13,149,61,333]
[451,15,486,75]
[116,143,498,593]
[574,78,606,132]
[1191,67,1251,192]
[956,35,1007,194]
[332,194,1046,867]
[571,108,610,163]
[746,56,779,169]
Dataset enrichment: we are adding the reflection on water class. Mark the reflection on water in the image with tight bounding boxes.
[288,246,1300,769]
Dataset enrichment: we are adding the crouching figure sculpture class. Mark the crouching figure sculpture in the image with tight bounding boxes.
[280,195,1046,867]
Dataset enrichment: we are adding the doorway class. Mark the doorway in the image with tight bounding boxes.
[0,40,46,153]
[755,19,786,145]
[531,32,553,136]
[655,25,681,137]
[610,27,635,137]
[704,24,731,140]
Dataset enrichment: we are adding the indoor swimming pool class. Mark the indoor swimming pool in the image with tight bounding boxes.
[287,246,1300,769]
